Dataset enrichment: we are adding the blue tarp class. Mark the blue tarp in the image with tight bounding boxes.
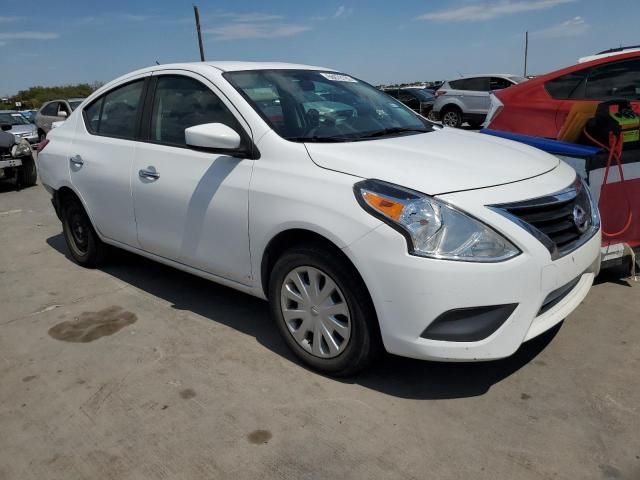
[480,129,601,157]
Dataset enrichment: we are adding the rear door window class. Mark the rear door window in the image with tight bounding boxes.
[463,77,491,91]
[83,80,145,139]
[490,77,514,90]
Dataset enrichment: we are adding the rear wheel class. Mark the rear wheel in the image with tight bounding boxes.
[17,155,37,187]
[61,197,107,268]
[467,120,484,130]
[441,107,463,128]
[269,245,381,376]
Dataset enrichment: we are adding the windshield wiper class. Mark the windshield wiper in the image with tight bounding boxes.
[286,135,355,143]
[356,127,429,139]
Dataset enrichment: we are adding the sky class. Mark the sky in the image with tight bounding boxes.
[1,0,638,95]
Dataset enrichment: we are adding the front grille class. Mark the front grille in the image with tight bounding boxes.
[491,178,599,259]
[504,196,581,250]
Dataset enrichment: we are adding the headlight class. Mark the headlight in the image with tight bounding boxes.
[10,139,31,157]
[354,179,520,262]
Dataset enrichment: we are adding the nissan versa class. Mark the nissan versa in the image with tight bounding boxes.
[37,62,601,375]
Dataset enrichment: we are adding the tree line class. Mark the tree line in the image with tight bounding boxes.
[1,81,104,110]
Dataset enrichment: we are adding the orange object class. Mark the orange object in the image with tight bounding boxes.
[362,191,404,220]
[557,103,598,142]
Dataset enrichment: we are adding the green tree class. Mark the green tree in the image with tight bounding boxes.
[1,83,102,110]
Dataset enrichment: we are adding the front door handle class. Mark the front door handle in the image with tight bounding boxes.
[139,168,160,180]
[70,155,84,166]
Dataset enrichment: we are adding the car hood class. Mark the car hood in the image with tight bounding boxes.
[304,127,559,195]
[7,124,36,135]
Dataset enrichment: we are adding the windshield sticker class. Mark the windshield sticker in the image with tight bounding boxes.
[320,73,358,83]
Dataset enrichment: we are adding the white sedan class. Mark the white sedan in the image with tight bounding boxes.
[37,62,601,375]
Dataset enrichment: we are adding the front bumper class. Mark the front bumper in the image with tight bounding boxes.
[343,166,601,361]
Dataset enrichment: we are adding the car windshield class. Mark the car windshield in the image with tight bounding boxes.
[407,89,435,101]
[0,113,30,126]
[224,70,432,142]
[69,101,83,110]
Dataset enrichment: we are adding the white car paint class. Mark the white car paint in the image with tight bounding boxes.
[38,61,601,364]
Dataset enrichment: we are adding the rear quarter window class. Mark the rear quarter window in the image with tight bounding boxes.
[545,70,588,99]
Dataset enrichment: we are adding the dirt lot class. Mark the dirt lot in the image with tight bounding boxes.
[1,182,639,480]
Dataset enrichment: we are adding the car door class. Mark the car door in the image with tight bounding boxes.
[131,72,254,285]
[38,101,59,132]
[461,77,491,114]
[69,76,149,247]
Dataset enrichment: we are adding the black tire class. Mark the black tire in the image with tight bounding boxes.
[427,109,439,122]
[467,120,484,130]
[269,245,381,376]
[61,197,107,268]
[441,107,463,128]
[17,155,37,187]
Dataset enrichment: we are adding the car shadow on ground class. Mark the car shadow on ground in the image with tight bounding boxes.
[47,233,560,400]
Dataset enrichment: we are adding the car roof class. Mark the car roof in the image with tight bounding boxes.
[579,47,640,63]
[42,98,86,103]
[448,74,521,81]
[0,110,22,114]
[121,61,334,78]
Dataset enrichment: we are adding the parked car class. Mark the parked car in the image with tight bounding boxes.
[433,74,526,128]
[0,125,38,189]
[0,110,38,143]
[35,98,85,141]
[486,50,640,138]
[38,62,601,376]
[19,110,38,123]
[383,87,436,119]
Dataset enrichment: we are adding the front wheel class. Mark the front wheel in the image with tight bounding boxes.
[61,197,107,268]
[269,246,381,376]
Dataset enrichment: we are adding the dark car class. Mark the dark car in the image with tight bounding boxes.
[383,87,436,119]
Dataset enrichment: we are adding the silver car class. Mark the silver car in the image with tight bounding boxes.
[35,98,85,141]
[0,110,39,143]
[432,74,526,128]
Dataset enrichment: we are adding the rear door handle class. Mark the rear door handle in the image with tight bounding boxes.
[70,155,84,166]
[139,168,160,180]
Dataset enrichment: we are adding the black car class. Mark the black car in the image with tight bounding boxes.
[383,88,436,119]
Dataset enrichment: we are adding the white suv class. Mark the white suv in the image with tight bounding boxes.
[433,74,526,128]
[38,62,600,375]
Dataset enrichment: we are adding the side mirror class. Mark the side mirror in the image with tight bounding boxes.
[58,111,68,118]
[185,123,242,151]
[1,124,12,131]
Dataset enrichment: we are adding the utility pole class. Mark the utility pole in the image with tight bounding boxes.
[193,5,205,62]
[524,31,529,77]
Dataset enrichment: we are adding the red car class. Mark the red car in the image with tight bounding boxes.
[486,49,640,138]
